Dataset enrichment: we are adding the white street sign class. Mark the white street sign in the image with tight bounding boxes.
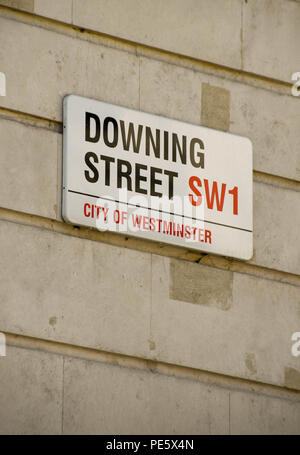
[62,95,253,260]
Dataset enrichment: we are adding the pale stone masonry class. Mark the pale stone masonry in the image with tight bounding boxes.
[0,0,299,434]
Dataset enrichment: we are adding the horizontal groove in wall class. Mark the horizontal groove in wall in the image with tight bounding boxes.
[4,331,300,402]
[253,171,300,193]
[0,106,62,133]
[1,106,300,193]
[0,206,299,287]
[0,5,298,97]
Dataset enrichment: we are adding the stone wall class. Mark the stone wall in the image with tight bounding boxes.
[0,0,299,434]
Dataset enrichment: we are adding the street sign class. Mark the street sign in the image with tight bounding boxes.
[62,95,253,260]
